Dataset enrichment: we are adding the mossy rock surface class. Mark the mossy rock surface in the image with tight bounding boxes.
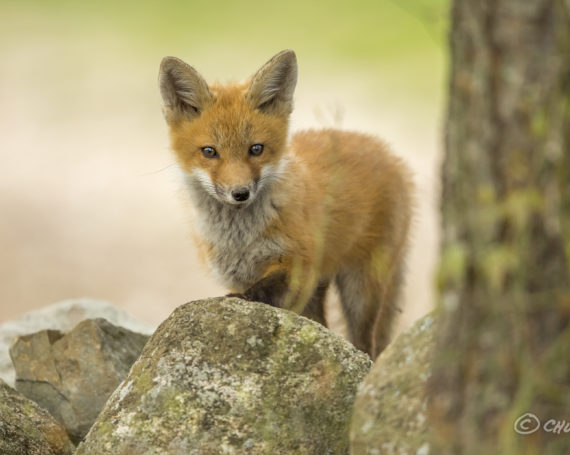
[350,313,436,455]
[10,318,150,444]
[76,297,371,454]
[0,379,74,455]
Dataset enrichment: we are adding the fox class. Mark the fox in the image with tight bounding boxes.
[158,50,413,358]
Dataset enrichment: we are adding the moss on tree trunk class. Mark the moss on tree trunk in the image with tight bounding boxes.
[430,0,570,453]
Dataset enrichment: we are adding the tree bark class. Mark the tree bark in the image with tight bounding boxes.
[429,0,570,453]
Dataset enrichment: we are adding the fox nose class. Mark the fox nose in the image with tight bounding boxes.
[231,188,250,202]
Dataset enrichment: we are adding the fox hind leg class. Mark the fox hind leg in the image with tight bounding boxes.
[370,266,404,357]
[335,262,403,358]
[335,266,376,356]
[300,280,329,326]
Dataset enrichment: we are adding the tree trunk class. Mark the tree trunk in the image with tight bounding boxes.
[429,0,570,453]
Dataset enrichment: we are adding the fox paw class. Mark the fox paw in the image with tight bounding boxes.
[226,292,247,300]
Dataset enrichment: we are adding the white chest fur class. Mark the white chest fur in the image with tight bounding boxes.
[184,175,286,290]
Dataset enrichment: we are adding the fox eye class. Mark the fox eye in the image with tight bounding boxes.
[201,146,218,158]
[249,144,264,156]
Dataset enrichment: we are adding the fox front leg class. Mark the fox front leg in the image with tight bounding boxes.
[227,271,289,309]
[227,271,328,327]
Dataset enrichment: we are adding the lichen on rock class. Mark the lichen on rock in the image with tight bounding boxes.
[0,379,74,455]
[10,318,150,444]
[76,297,371,454]
[350,313,436,455]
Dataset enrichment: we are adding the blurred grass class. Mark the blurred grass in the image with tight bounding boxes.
[0,0,448,95]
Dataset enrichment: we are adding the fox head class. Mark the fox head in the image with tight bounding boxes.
[159,50,297,207]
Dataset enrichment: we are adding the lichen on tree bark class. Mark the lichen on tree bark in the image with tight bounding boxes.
[430,0,570,453]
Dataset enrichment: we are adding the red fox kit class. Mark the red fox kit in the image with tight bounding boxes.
[159,50,413,358]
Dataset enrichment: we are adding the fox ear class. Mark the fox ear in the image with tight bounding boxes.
[159,57,212,124]
[247,50,297,116]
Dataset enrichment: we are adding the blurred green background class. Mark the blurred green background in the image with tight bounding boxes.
[0,0,448,333]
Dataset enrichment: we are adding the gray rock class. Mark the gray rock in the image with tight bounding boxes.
[350,313,436,455]
[0,298,155,386]
[10,318,150,444]
[76,297,372,454]
[0,378,74,455]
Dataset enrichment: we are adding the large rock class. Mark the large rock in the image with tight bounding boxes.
[10,318,150,444]
[77,297,372,454]
[350,313,436,455]
[0,298,155,386]
[0,379,74,455]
